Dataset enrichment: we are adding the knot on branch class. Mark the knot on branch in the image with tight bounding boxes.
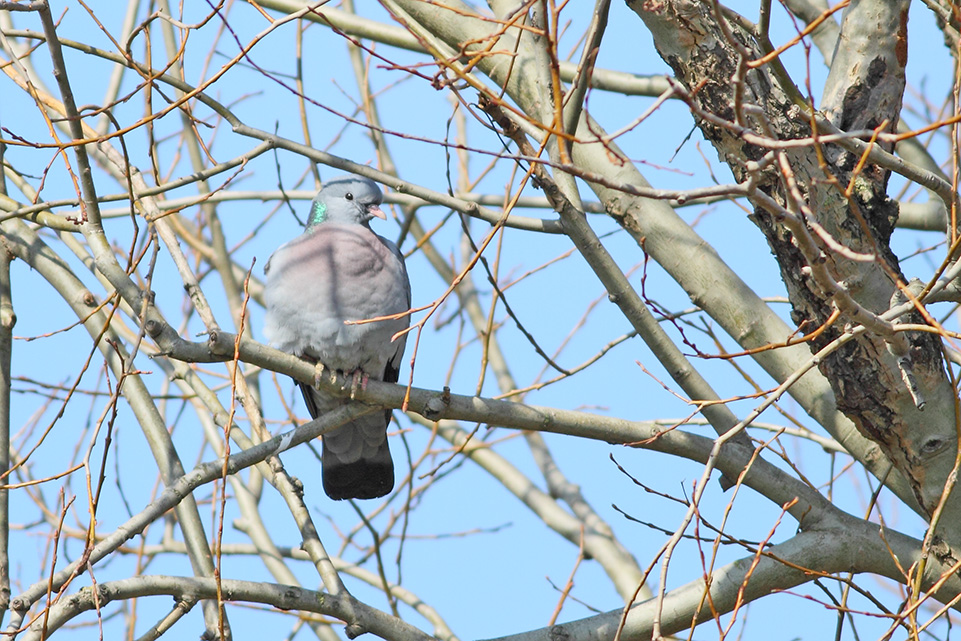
[423,387,451,420]
[548,624,572,641]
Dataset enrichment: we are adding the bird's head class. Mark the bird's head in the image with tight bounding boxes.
[306,174,386,231]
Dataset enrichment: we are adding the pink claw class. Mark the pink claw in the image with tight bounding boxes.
[348,370,369,399]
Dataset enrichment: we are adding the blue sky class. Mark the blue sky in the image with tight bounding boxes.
[1,1,956,639]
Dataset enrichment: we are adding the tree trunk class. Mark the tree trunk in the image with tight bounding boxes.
[629,0,960,543]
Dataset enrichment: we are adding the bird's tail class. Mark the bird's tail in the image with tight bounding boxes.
[299,382,394,500]
[322,411,394,500]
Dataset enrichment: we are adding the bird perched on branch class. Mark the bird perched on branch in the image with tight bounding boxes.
[263,174,410,500]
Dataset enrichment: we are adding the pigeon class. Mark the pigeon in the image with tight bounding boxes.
[263,174,410,500]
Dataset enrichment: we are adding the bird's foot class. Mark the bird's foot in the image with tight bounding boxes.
[312,362,326,389]
[348,370,370,400]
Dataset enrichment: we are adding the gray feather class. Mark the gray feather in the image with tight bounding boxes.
[263,174,410,500]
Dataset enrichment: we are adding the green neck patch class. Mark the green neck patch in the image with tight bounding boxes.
[306,201,327,231]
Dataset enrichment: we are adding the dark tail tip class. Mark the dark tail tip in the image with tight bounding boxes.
[323,458,394,500]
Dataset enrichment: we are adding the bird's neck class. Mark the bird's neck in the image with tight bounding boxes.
[305,201,328,232]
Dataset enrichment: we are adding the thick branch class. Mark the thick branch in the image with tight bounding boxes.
[23,576,435,641]
[486,523,961,641]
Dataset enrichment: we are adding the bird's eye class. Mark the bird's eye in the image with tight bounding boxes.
[345,192,354,201]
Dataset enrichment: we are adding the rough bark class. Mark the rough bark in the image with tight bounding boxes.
[628,0,959,535]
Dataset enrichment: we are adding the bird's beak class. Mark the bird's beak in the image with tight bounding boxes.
[368,205,387,220]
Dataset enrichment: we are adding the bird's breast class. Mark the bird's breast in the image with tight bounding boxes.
[263,223,409,372]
